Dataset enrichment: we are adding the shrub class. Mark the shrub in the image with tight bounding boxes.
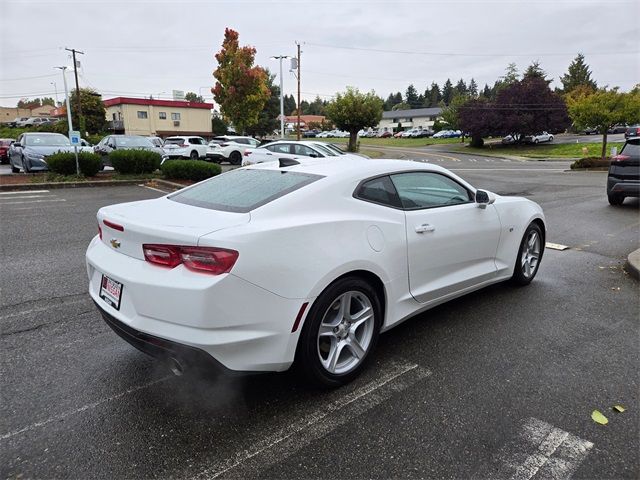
[46,151,103,177]
[570,157,611,169]
[161,160,221,181]
[110,149,162,174]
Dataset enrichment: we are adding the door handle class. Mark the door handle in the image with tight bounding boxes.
[415,224,436,233]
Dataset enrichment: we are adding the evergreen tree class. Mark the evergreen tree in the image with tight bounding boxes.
[283,94,297,115]
[468,78,478,97]
[427,82,441,107]
[523,61,551,85]
[481,84,492,99]
[560,53,597,94]
[442,79,454,105]
[454,79,467,97]
[405,84,420,108]
[502,63,520,84]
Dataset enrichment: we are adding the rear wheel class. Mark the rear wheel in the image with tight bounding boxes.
[229,151,242,165]
[548,136,553,142]
[511,223,544,286]
[189,150,199,160]
[608,194,624,206]
[295,276,381,388]
[534,138,539,144]
[11,162,19,173]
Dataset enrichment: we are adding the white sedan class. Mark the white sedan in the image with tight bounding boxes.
[242,140,364,166]
[525,132,554,144]
[86,158,545,387]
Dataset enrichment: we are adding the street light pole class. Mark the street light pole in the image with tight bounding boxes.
[271,55,290,138]
[56,66,79,175]
[50,82,59,106]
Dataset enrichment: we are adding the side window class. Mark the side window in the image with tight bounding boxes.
[235,138,249,145]
[137,111,148,119]
[159,112,167,120]
[171,113,181,121]
[356,176,401,208]
[268,143,292,154]
[293,144,320,157]
[390,172,472,209]
[189,138,201,145]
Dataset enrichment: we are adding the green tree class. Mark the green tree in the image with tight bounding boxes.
[69,88,106,134]
[560,53,597,94]
[211,115,229,135]
[502,62,520,84]
[391,102,411,111]
[441,93,469,142]
[524,61,551,85]
[245,70,280,137]
[468,78,478,97]
[567,88,640,160]
[442,79,454,105]
[283,94,297,115]
[325,87,383,152]
[454,79,467,96]
[405,84,420,108]
[212,28,270,134]
[427,82,441,107]
[185,92,205,103]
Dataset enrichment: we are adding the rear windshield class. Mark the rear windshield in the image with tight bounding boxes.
[168,168,323,213]
[163,138,185,145]
[620,141,640,159]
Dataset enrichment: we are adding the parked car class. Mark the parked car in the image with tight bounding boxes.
[582,126,599,135]
[393,131,405,138]
[607,138,640,206]
[8,117,29,128]
[302,130,319,138]
[502,134,524,145]
[0,138,14,164]
[9,132,77,173]
[378,131,392,138]
[525,132,554,144]
[19,117,52,127]
[608,124,628,134]
[242,140,364,166]
[205,135,260,165]
[147,136,164,148]
[410,129,434,138]
[162,136,208,160]
[87,157,546,386]
[94,135,167,168]
[432,130,461,139]
[624,125,640,140]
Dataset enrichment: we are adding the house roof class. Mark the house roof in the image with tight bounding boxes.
[382,107,442,119]
[103,97,214,109]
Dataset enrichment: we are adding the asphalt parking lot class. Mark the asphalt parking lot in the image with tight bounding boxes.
[1,157,638,479]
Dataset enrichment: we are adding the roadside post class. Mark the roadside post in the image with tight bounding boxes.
[56,65,80,175]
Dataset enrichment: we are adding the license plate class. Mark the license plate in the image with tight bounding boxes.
[100,274,123,310]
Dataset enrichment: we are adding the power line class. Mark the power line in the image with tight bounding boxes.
[0,73,59,82]
[305,42,640,58]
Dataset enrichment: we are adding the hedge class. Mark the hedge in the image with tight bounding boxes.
[110,149,162,174]
[570,157,611,169]
[161,160,221,182]
[46,152,102,177]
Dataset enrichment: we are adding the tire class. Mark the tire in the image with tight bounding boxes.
[295,276,382,388]
[229,151,242,165]
[608,194,624,206]
[534,139,539,144]
[548,136,553,142]
[11,162,19,173]
[189,150,199,160]
[511,223,544,286]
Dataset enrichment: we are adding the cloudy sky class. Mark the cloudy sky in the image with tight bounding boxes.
[1,0,638,108]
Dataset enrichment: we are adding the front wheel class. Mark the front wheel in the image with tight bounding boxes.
[229,151,242,165]
[511,223,544,286]
[295,277,382,387]
[548,136,553,142]
[11,162,19,173]
[189,150,199,160]
[534,139,539,144]
[22,157,30,173]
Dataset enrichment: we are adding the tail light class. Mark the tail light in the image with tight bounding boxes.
[612,154,630,162]
[98,224,102,239]
[180,143,188,148]
[142,244,239,275]
[103,219,124,231]
[220,143,229,147]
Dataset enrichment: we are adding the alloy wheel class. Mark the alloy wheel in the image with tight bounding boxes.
[317,291,375,375]
[521,230,541,279]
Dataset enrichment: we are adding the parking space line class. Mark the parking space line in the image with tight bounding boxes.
[0,190,49,195]
[0,199,66,205]
[197,361,431,479]
[0,376,172,441]
[473,417,593,480]
[0,194,57,200]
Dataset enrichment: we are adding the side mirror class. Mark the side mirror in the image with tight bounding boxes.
[475,190,496,209]
[309,153,318,158]
[13,142,22,148]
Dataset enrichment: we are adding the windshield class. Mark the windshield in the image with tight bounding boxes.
[115,136,153,147]
[24,134,70,146]
[168,168,324,213]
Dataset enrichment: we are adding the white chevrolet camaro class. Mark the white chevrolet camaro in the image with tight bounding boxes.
[86,157,545,387]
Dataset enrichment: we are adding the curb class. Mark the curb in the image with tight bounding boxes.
[625,248,640,280]
[0,179,147,191]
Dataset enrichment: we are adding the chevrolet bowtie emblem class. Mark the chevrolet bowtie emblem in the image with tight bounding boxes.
[110,238,121,249]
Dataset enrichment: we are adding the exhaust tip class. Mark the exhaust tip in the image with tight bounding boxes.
[168,357,184,376]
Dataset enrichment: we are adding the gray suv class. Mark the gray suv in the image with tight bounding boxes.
[607,138,640,205]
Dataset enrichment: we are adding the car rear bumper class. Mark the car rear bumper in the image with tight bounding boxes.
[205,153,224,161]
[86,237,307,373]
[608,180,640,197]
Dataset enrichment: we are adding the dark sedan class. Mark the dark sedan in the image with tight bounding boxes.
[9,133,76,173]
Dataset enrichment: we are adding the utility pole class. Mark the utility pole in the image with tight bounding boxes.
[296,43,301,141]
[65,47,84,132]
[55,66,79,175]
[271,55,290,138]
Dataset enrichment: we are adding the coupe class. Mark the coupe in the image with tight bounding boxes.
[87,158,546,387]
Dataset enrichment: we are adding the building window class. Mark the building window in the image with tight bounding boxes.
[171,112,181,121]
[137,111,148,119]
[159,112,167,120]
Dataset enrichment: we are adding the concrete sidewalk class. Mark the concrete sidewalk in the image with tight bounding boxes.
[625,248,640,280]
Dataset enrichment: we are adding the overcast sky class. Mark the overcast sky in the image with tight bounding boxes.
[1,0,638,109]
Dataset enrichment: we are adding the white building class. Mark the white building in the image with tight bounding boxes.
[378,107,443,132]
